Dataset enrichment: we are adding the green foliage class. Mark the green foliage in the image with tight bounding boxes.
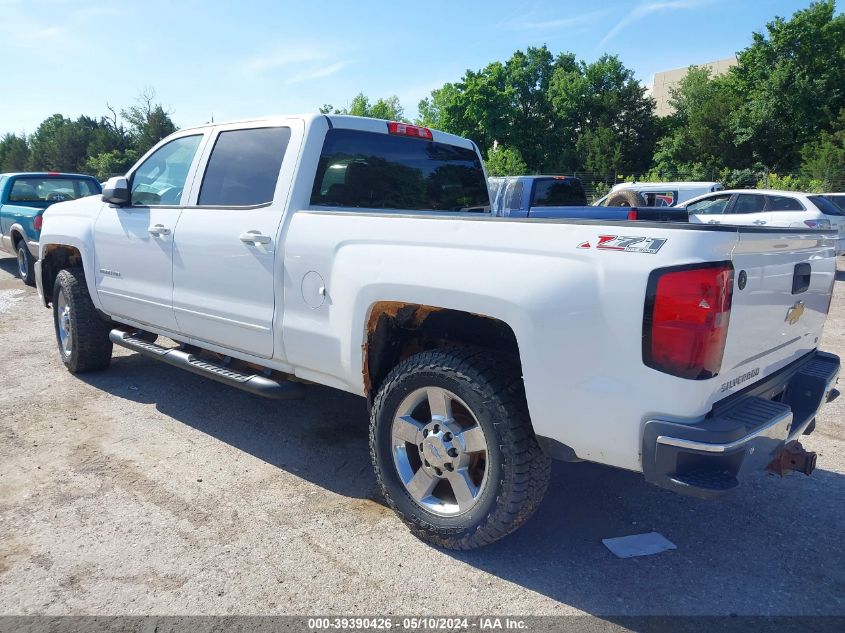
[800,109,845,190]
[418,47,657,176]
[485,144,528,177]
[757,172,825,193]
[0,133,29,171]
[731,1,845,171]
[122,89,177,155]
[85,149,141,181]
[322,93,406,122]
[0,90,175,178]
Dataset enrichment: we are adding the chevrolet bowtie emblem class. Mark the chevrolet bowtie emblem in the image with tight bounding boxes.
[786,301,805,325]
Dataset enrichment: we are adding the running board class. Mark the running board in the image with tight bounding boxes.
[109,330,306,400]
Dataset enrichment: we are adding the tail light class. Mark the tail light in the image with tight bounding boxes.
[804,219,831,229]
[34,215,43,231]
[643,262,734,380]
[387,121,433,140]
[627,209,638,221]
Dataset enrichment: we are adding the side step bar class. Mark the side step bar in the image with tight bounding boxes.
[109,330,306,400]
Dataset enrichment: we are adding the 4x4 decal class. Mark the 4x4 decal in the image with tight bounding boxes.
[594,235,667,254]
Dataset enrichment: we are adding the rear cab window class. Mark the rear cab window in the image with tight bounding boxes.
[9,176,100,205]
[530,178,587,207]
[310,129,489,212]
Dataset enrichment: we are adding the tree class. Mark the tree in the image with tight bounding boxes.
[730,1,845,170]
[801,109,845,190]
[419,47,656,175]
[322,93,406,121]
[0,133,29,171]
[28,114,94,172]
[122,88,177,155]
[650,67,745,176]
[551,54,658,174]
[485,144,528,176]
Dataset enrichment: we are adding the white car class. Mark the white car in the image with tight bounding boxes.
[34,115,840,548]
[595,181,722,207]
[682,189,845,254]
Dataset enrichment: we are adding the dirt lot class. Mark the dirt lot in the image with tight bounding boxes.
[0,254,843,617]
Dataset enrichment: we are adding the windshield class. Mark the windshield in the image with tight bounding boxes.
[9,177,100,206]
[311,129,489,212]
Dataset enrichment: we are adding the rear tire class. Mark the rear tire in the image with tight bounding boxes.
[370,347,551,549]
[52,268,113,373]
[606,189,647,207]
[16,242,35,286]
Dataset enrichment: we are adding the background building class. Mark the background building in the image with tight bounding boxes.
[649,57,738,117]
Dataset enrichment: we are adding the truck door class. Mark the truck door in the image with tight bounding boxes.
[171,121,301,359]
[93,133,205,331]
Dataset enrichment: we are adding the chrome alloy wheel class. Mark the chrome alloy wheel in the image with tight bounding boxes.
[56,292,72,358]
[16,247,27,277]
[391,386,489,516]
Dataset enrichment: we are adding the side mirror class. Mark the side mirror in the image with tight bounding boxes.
[102,177,130,206]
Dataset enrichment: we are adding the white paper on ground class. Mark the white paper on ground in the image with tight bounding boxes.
[602,532,677,558]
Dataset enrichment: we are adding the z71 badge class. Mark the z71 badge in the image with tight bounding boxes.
[595,235,667,254]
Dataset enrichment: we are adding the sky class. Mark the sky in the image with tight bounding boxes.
[0,0,826,135]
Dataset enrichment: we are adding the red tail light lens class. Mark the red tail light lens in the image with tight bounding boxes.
[387,121,433,140]
[627,209,638,221]
[34,215,43,231]
[643,262,734,380]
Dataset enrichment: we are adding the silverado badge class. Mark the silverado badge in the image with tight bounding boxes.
[786,301,805,325]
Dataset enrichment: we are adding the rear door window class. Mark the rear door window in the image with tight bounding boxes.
[310,129,489,212]
[731,194,767,214]
[530,178,587,207]
[767,195,805,212]
[198,127,291,206]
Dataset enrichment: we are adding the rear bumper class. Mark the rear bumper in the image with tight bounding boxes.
[642,351,840,499]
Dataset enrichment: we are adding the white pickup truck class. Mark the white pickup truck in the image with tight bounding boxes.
[35,115,840,549]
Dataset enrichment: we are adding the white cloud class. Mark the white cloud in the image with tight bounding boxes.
[510,10,609,31]
[598,0,714,48]
[241,44,353,85]
[285,61,351,85]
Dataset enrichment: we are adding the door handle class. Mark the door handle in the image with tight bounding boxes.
[753,219,767,225]
[240,230,271,245]
[148,224,171,236]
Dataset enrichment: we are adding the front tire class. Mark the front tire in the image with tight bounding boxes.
[370,347,551,549]
[52,268,113,373]
[16,242,35,286]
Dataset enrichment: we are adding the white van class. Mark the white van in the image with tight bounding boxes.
[595,181,722,207]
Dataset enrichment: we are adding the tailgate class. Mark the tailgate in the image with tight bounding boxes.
[719,230,836,388]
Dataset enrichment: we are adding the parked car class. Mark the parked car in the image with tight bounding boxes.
[489,175,688,221]
[0,172,101,285]
[595,181,723,207]
[682,189,845,254]
[35,115,839,548]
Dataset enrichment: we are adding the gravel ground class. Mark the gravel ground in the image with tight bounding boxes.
[0,254,843,617]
